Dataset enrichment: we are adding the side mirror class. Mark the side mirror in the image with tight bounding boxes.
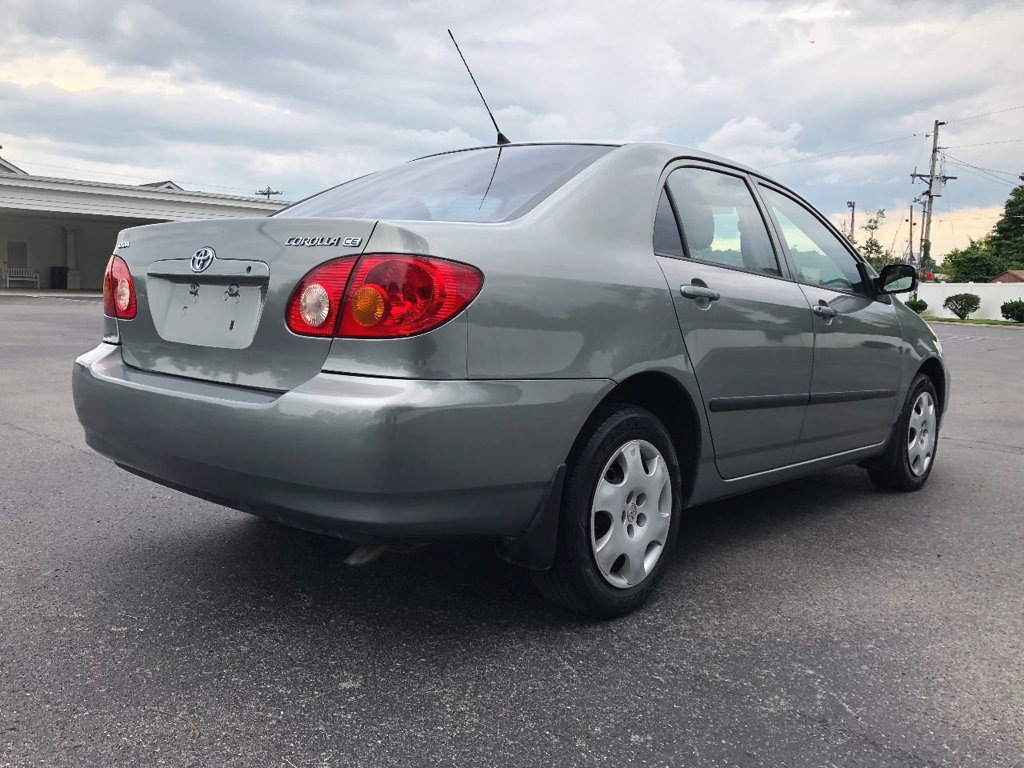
[876,263,918,295]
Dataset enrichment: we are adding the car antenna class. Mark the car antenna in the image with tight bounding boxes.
[447,29,511,146]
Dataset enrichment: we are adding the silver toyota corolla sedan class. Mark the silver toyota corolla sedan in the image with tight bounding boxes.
[73,142,948,617]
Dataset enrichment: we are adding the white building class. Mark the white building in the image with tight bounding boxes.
[0,155,286,290]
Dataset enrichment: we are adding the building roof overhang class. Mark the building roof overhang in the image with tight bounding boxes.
[0,173,287,221]
[0,156,28,175]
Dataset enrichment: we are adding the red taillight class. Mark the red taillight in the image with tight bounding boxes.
[339,255,483,338]
[285,257,358,336]
[285,254,483,339]
[102,255,137,319]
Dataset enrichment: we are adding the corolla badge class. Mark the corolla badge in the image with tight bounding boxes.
[285,236,362,247]
[191,246,216,273]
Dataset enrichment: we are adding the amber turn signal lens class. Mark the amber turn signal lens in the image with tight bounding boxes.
[350,285,387,327]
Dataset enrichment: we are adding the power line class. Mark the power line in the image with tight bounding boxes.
[942,155,1020,177]
[946,164,1016,189]
[933,214,1010,221]
[944,104,1024,124]
[944,138,1024,148]
[6,157,260,195]
[888,217,904,256]
[944,159,1018,189]
[767,108,1023,169]
[764,134,921,167]
[942,159,1015,187]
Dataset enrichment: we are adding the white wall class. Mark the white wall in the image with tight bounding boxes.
[915,282,1024,320]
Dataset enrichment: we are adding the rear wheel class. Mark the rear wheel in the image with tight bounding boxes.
[868,373,939,491]
[531,404,682,618]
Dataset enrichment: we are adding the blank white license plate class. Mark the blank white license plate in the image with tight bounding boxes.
[151,279,266,349]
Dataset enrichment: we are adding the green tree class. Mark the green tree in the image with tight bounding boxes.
[988,173,1024,267]
[941,236,1007,282]
[858,209,899,272]
[1001,299,1024,322]
[943,293,981,319]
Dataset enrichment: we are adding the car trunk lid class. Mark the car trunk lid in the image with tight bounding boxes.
[115,217,374,391]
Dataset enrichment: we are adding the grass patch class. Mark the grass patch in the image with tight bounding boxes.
[924,316,1023,327]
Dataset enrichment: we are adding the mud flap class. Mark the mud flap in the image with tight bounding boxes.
[495,464,565,571]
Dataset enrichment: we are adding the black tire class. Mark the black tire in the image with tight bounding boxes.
[868,373,940,492]
[531,404,682,618]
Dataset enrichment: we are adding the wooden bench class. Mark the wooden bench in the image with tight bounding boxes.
[1,267,41,288]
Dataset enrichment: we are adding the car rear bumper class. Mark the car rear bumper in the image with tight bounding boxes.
[73,343,608,541]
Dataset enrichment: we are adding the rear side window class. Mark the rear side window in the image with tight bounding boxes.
[665,168,781,276]
[653,190,685,258]
[275,144,614,223]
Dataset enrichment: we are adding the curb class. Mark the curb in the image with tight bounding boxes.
[926,320,1024,329]
[0,292,102,301]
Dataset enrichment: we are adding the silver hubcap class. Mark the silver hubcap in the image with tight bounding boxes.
[590,439,672,589]
[907,390,937,477]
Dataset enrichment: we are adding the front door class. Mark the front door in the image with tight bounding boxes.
[758,186,904,461]
[655,166,815,479]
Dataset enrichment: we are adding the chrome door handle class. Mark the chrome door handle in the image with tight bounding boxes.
[680,285,721,302]
[812,304,838,318]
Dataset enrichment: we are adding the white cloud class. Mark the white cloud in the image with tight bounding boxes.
[0,0,1020,245]
[0,52,107,92]
[700,117,806,167]
[813,153,906,186]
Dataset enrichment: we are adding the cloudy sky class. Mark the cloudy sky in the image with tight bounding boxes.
[2,0,1022,258]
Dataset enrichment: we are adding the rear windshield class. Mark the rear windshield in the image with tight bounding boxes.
[274,144,614,223]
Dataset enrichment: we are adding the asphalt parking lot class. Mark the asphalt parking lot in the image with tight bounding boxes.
[1,296,1022,768]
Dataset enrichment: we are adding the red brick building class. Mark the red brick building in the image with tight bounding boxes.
[991,270,1024,283]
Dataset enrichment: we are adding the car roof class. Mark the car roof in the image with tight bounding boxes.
[410,141,780,187]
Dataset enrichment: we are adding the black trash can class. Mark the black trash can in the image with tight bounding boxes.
[50,266,69,289]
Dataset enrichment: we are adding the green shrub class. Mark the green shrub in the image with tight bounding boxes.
[1001,299,1024,322]
[905,298,928,314]
[943,293,981,320]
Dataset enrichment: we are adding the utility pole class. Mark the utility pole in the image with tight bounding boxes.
[911,120,956,265]
[255,186,282,201]
[905,204,917,264]
[846,200,856,240]
[913,196,927,257]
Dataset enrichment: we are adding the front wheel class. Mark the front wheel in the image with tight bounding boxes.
[868,373,940,491]
[531,404,682,618]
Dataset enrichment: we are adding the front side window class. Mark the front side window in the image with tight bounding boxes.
[760,187,866,293]
[664,168,781,276]
[275,144,613,223]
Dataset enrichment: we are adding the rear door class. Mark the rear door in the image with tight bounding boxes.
[757,185,903,460]
[655,164,814,479]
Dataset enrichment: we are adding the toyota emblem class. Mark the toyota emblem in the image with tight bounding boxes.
[191,247,216,273]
